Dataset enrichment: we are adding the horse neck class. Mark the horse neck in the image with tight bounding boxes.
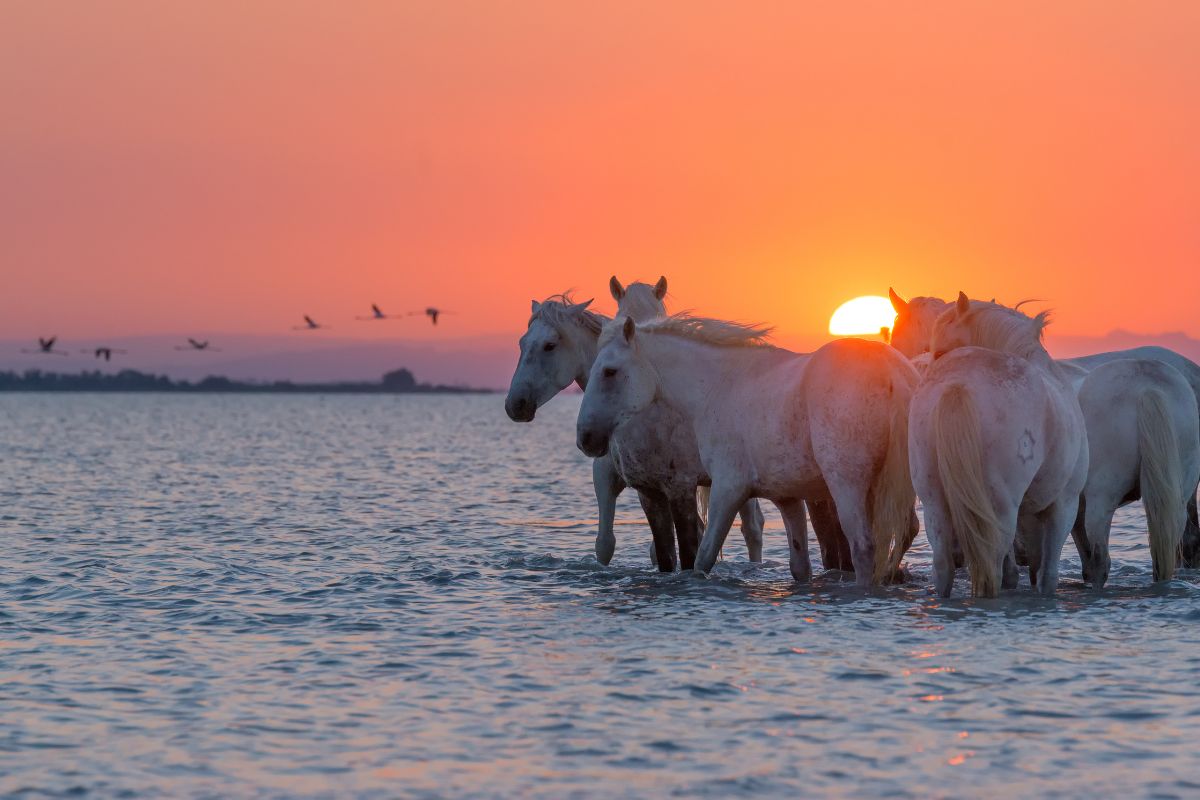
[568,325,601,390]
[638,334,760,418]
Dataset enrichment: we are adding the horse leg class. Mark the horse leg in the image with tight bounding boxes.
[1018,511,1043,589]
[923,496,956,598]
[695,482,749,574]
[1181,494,1200,567]
[777,498,811,582]
[670,490,701,571]
[1012,530,1029,567]
[737,499,765,563]
[1002,549,1020,591]
[593,456,625,565]
[1032,497,1079,597]
[826,484,875,588]
[1082,495,1117,589]
[806,496,854,572]
[637,489,676,573]
[1069,496,1093,583]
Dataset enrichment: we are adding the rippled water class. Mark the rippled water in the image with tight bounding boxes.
[2,393,1200,798]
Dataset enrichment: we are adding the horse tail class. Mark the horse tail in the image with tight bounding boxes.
[932,384,1004,597]
[1137,388,1184,581]
[869,381,917,583]
[696,485,710,528]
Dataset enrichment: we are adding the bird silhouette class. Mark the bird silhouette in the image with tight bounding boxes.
[355,303,395,321]
[80,347,128,361]
[175,338,220,351]
[408,307,452,326]
[293,315,328,330]
[22,336,68,356]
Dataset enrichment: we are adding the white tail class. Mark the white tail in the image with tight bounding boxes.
[696,485,710,528]
[870,386,916,582]
[932,385,1004,597]
[1137,389,1184,581]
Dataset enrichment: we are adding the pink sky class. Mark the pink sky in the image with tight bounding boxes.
[3,1,1198,352]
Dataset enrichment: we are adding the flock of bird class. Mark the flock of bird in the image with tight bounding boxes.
[18,304,452,362]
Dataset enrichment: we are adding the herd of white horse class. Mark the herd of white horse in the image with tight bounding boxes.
[505,278,1200,597]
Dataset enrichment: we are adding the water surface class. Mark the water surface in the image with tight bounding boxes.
[2,394,1199,797]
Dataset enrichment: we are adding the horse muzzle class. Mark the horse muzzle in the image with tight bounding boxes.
[505,394,537,422]
[576,428,610,458]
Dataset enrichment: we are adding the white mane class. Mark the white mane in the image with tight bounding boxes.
[531,293,610,337]
[954,301,1051,359]
[601,313,774,349]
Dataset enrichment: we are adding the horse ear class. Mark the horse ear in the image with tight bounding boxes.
[956,291,971,316]
[568,299,593,315]
[623,316,636,342]
[609,276,624,301]
[654,276,668,300]
[888,287,908,314]
[531,300,540,314]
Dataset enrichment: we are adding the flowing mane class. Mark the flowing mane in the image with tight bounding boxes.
[956,301,1051,359]
[531,293,610,336]
[601,313,774,349]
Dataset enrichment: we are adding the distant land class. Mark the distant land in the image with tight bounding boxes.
[0,367,493,394]
[0,333,518,389]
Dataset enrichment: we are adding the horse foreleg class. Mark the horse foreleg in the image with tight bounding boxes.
[1069,496,1093,583]
[637,489,676,573]
[695,482,748,574]
[1082,494,1117,589]
[670,490,701,571]
[805,496,854,572]
[593,456,624,565]
[777,498,811,582]
[1032,497,1079,597]
[1180,494,1200,568]
[737,499,765,562]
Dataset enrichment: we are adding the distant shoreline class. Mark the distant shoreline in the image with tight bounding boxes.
[0,367,496,395]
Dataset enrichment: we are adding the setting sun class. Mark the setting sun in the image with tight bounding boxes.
[828,296,897,337]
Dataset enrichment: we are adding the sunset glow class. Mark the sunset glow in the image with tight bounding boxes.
[829,296,897,337]
[1,2,1198,359]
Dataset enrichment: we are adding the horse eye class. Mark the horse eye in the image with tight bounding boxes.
[543,342,556,352]
[602,367,618,378]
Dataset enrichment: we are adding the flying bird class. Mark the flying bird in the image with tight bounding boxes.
[175,338,220,351]
[293,315,328,330]
[81,347,128,362]
[22,336,68,356]
[356,303,395,321]
[409,307,452,326]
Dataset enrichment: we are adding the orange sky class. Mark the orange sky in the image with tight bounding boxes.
[2,1,1198,349]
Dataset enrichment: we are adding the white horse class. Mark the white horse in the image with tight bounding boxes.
[910,294,1089,597]
[604,276,766,569]
[504,283,765,569]
[889,287,1200,565]
[1075,359,1200,585]
[577,315,918,586]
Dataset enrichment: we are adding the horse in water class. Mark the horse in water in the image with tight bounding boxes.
[1075,359,1200,586]
[599,276,768,570]
[504,284,765,570]
[889,287,1200,566]
[577,314,917,586]
[910,294,1089,597]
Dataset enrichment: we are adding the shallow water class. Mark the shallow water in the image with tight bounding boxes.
[2,393,1199,798]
